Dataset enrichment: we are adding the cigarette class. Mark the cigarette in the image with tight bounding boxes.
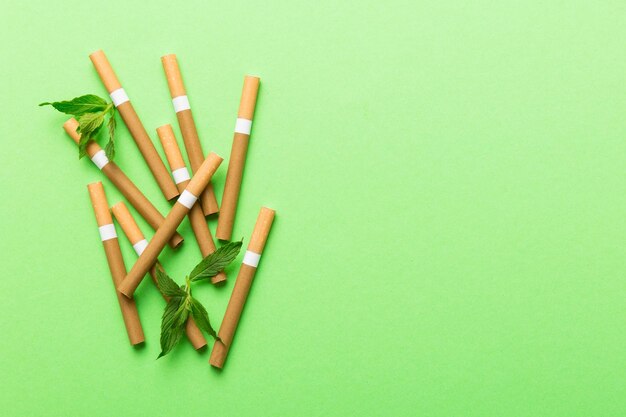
[118,152,224,298]
[87,182,145,345]
[162,54,219,215]
[215,76,260,241]
[64,119,184,249]
[111,201,207,349]
[209,207,275,368]
[90,50,179,201]
[157,124,226,284]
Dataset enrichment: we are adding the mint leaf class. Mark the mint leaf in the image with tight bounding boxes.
[189,296,220,341]
[104,140,115,161]
[189,240,243,282]
[158,296,188,359]
[39,94,108,116]
[155,266,186,298]
[75,111,106,159]
[78,126,90,159]
[105,108,117,160]
[76,111,106,137]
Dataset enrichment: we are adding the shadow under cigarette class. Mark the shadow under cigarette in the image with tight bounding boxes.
[206,212,219,221]
[212,279,228,289]
[209,361,223,374]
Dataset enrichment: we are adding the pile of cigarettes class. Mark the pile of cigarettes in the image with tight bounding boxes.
[64,50,275,369]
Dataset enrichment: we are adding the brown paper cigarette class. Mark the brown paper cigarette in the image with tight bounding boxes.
[216,75,261,241]
[111,201,207,349]
[87,182,144,345]
[90,50,179,201]
[64,119,183,249]
[161,54,219,215]
[119,152,224,298]
[209,207,275,368]
[157,125,226,284]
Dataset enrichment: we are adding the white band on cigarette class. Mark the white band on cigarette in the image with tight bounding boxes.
[90,150,110,170]
[109,88,130,107]
[242,250,261,268]
[132,239,148,256]
[177,189,198,209]
[172,95,191,113]
[171,167,190,184]
[234,118,252,135]
[99,224,117,241]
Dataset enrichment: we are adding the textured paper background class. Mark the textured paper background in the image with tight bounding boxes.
[1,1,625,415]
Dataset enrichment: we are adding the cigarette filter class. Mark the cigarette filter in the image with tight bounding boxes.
[157,124,226,284]
[90,50,179,201]
[118,152,224,298]
[209,207,275,368]
[111,201,207,349]
[87,182,144,345]
[162,54,219,215]
[216,76,261,241]
[64,119,183,249]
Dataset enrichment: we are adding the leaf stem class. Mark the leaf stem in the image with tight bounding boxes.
[185,276,192,296]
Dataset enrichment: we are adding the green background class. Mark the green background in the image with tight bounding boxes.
[1,0,625,415]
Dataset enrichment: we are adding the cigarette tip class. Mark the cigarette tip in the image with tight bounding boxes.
[209,355,224,369]
[116,282,134,300]
[208,152,224,161]
[63,118,78,130]
[117,285,133,299]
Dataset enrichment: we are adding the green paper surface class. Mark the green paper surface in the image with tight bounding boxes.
[1,1,625,415]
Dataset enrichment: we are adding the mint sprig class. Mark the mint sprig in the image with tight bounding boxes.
[155,242,242,359]
[40,94,117,160]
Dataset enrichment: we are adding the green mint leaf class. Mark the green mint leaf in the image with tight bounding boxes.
[76,111,106,136]
[189,296,220,341]
[189,240,243,282]
[155,266,186,298]
[77,124,92,160]
[105,108,117,160]
[104,140,115,161]
[158,296,188,359]
[76,111,106,159]
[78,137,89,159]
[39,94,108,116]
